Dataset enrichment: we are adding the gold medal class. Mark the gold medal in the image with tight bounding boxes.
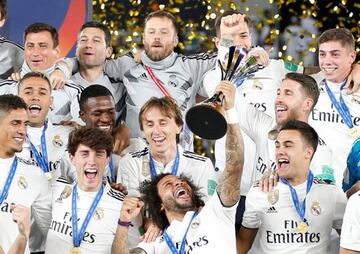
[310,201,321,216]
[267,190,279,205]
[45,172,52,181]
[350,127,360,138]
[71,247,81,254]
[53,135,64,148]
[18,176,28,190]
[297,221,308,233]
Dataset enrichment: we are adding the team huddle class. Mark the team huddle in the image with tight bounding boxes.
[1,0,360,253]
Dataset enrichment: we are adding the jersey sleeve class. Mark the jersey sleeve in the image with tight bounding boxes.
[340,191,360,251]
[197,157,217,200]
[104,54,137,82]
[31,177,53,238]
[117,153,142,197]
[242,186,261,229]
[332,186,347,230]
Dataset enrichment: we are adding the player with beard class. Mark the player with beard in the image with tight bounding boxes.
[0,94,51,254]
[60,10,264,151]
[112,80,244,254]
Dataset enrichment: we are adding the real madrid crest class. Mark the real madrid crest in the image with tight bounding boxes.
[18,176,28,190]
[191,217,201,229]
[267,189,279,205]
[52,135,63,148]
[93,207,104,220]
[310,201,321,216]
[252,80,263,90]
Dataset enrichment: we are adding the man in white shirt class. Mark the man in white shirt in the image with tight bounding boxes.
[45,127,125,254]
[309,28,360,184]
[238,120,347,254]
[17,72,72,186]
[117,96,217,246]
[112,81,244,254]
[0,94,51,254]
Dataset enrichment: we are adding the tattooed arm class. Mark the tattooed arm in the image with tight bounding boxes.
[214,81,244,207]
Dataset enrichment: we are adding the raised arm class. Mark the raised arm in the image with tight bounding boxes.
[215,80,244,206]
[111,197,145,254]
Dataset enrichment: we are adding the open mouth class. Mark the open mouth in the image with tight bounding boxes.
[13,136,25,145]
[322,67,337,74]
[152,136,166,145]
[174,187,190,199]
[28,104,42,117]
[277,158,289,169]
[84,168,98,180]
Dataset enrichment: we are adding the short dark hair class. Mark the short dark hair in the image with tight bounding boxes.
[0,0,7,21]
[318,28,355,51]
[18,72,52,92]
[24,23,59,47]
[67,126,113,157]
[214,10,252,37]
[79,85,113,112]
[79,21,112,47]
[144,10,178,34]
[284,72,319,110]
[279,120,319,157]
[140,173,205,230]
[0,94,27,117]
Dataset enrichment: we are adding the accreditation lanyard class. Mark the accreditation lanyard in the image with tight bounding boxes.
[324,80,353,129]
[28,121,50,174]
[163,211,198,254]
[71,184,104,248]
[280,171,314,225]
[0,157,18,205]
[108,156,115,183]
[149,150,180,180]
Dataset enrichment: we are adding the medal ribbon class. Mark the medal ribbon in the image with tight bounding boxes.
[0,157,18,205]
[71,183,104,247]
[280,171,314,225]
[163,211,198,254]
[324,79,353,129]
[108,156,115,183]
[149,150,179,180]
[28,121,50,174]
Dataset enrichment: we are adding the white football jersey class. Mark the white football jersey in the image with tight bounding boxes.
[0,156,51,254]
[243,179,346,253]
[137,193,237,254]
[309,78,360,184]
[340,190,360,251]
[45,181,124,254]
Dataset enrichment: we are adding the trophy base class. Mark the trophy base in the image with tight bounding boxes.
[186,104,227,140]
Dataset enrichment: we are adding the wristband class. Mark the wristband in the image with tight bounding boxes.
[226,107,239,124]
[118,219,133,228]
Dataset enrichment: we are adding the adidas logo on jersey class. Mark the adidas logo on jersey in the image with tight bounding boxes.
[267,206,277,213]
